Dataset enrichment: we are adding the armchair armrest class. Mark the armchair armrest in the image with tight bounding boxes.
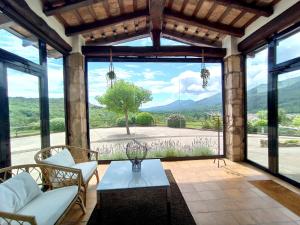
[0,211,37,225]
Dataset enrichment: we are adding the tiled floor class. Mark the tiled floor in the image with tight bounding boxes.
[61,159,300,225]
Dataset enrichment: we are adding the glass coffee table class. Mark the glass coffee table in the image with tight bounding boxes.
[97,159,171,222]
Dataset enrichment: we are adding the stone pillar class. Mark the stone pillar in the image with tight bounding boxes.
[66,52,88,149]
[224,54,245,161]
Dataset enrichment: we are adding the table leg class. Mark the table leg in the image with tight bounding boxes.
[97,192,103,209]
[166,187,171,225]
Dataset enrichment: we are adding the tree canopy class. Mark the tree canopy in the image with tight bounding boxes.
[97,80,152,134]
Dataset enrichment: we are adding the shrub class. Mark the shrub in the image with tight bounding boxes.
[167,114,186,128]
[116,117,136,127]
[50,118,65,132]
[292,116,300,127]
[136,112,154,126]
[116,117,126,127]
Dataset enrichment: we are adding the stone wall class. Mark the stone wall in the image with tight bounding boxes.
[224,54,245,161]
[66,52,88,149]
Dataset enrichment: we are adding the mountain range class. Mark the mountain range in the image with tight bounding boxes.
[143,76,300,113]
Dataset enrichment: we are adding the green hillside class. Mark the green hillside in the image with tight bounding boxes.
[7,75,300,136]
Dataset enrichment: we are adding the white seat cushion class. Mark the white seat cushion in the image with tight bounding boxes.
[72,161,97,183]
[43,149,75,167]
[0,172,42,213]
[17,186,77,225]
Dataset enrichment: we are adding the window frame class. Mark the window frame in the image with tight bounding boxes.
[244,24,300,187]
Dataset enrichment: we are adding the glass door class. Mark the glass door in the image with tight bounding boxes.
[7,68,41,165]
[278,69,300,182]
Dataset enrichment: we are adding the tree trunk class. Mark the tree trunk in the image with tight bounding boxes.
[125,110,130,135]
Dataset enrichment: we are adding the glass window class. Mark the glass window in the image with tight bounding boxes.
[47,46,66,145]
[88,61,223,160]
[276,29,300,64]
[8,68,41,165]
[0,13,39,64]
[278,70,300,182]
[246,47,268,168]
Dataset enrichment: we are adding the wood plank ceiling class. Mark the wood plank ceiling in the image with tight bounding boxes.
[41,0,280,48]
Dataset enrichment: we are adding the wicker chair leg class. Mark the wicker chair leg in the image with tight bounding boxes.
[95,169,100,183]
[77,196,86,214]
[83,184,87,206]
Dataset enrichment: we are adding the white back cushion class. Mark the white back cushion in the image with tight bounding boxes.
[0,172,42,213]
[43,148,75,167]
[0,184,19,213]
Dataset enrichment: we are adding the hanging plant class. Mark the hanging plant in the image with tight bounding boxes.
[106,48,116,88]
[200,49,210,88]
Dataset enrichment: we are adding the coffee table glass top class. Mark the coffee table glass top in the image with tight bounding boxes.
[97,159,170,191]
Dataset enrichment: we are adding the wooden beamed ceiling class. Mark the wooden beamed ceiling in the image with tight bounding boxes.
[42,0,278,48]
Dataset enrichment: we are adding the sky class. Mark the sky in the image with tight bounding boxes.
[1,28,300,108]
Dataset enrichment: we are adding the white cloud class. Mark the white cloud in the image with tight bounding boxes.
[158,67,221,96]
[141,68,164,80]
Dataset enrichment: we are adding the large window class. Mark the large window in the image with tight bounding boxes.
[47,46,66,146]
[276,29,300,64]
[246,26,300,186]
[278,71,300,182]
[246,47,268,168]
[0,13,65,167]
[88,61,224,160]
[7,69,41,165]
[0,28,39,64]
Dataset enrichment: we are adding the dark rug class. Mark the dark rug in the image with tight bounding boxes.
[87,170,196,225]
[249,180,300,216]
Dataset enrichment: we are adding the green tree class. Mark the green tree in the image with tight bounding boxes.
[97,80,152,135]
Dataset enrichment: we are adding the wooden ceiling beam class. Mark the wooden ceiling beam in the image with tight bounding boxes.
[213,0,273,17]
[85,29,149,45]
[43,0,103,16]
[149,0,165,48]
[82,45,226,58]
[164,9,244,37]
[65,9,148,36]
[162,29,222,47]
[238,2,300,52]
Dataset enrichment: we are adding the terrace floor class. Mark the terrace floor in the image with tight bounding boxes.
[61,159,300,225]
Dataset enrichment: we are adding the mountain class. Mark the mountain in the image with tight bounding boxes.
[144,93,222,113]
[144,76,300,113]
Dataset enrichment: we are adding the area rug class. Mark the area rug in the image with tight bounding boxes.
[249,180,300,216]
[87,170,196,225]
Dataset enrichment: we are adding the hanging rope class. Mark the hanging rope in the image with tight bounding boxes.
[106,48,116,88]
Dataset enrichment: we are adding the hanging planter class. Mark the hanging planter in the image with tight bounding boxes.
[106,48,116,88]
[200,49,210,88]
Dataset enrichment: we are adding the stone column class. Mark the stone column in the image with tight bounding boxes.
[65,52,88,149]
[224,54,245,161]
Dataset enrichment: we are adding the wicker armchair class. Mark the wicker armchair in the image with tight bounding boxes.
[34,145,99,204]
[0,164,85,225]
